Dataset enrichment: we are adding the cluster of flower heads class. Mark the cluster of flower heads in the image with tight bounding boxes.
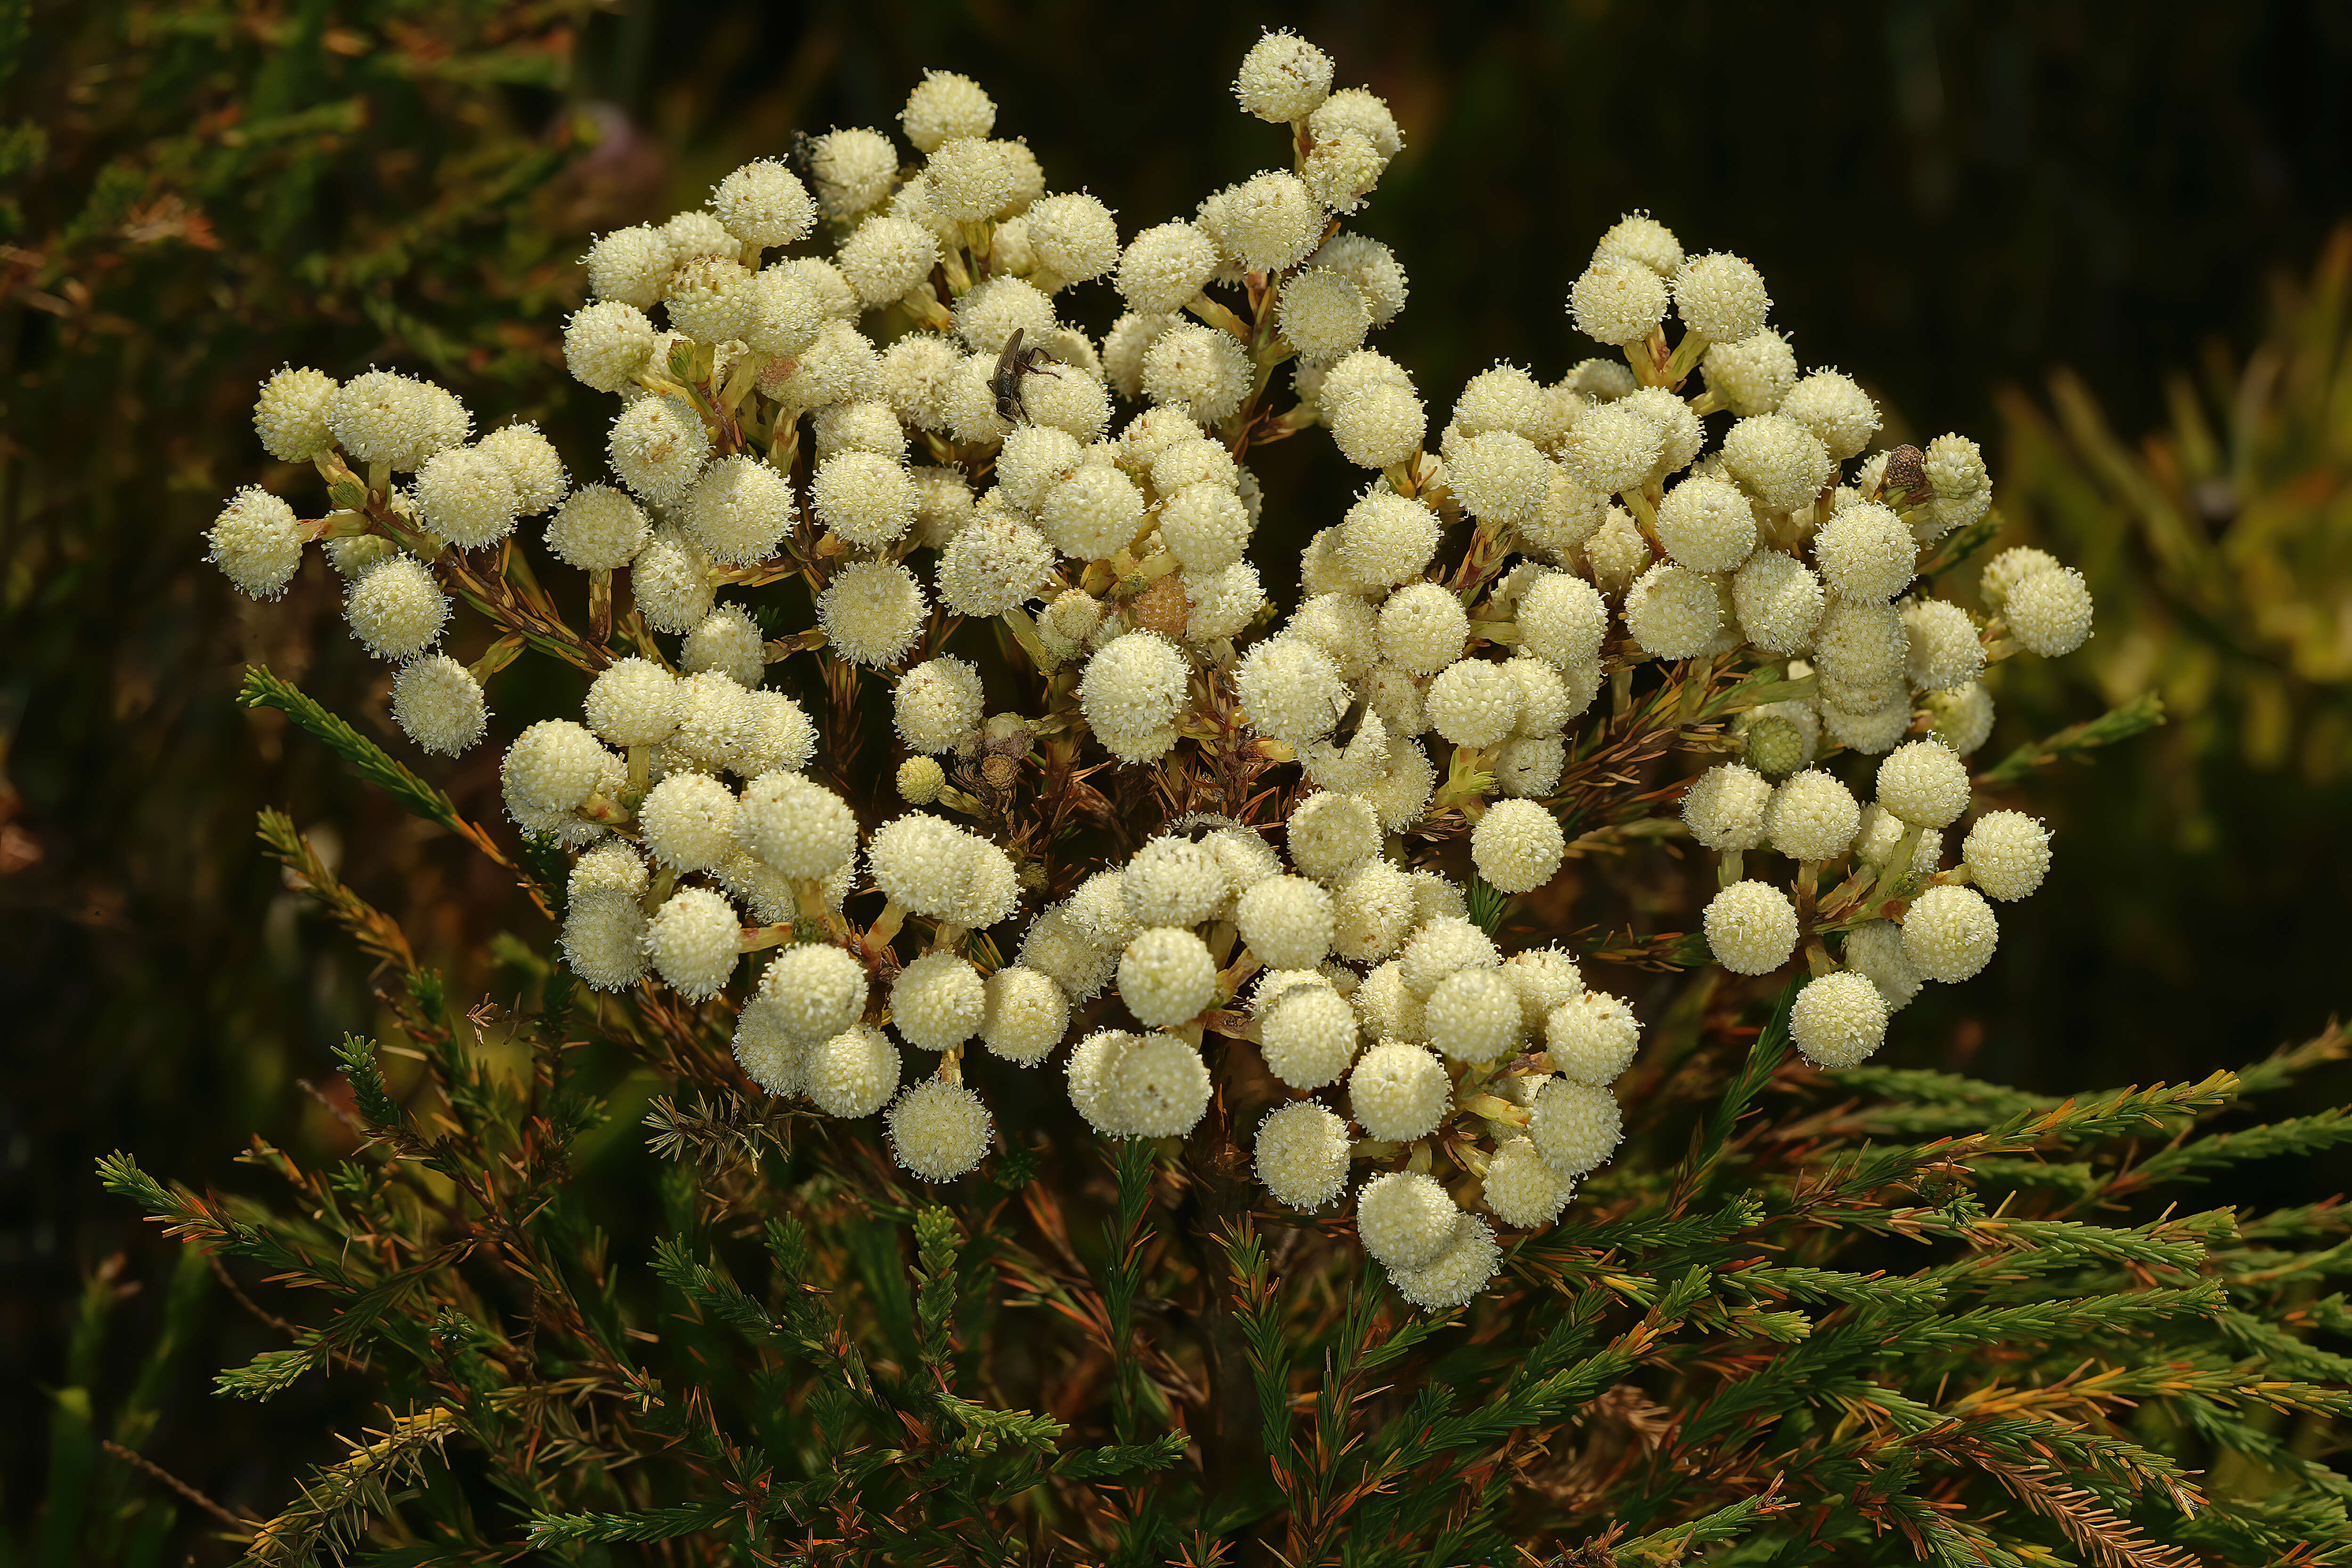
[210,31,2092,1313]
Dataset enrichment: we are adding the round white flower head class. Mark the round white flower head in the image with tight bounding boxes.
[1902,598,1985,694]
[817,559,925,667]
[1901,883,2000,982]
[1372,582,1464,675]
[414,446,520,549]
[1063,1029,1127,1131]
[345,556,449,660]
[1766,769,1861,861]
[1875,738,1971,829]
[1779,369,1879,460]
[1118,927,1218,1029]
[810,396,905,462]
[1674,252,1771,341]
[391,654,488,755]
[1284,791,1377,885]
[1584,513,1651,596]
[577,837,652,913]
[324,528,398,580]
[327,370,470,471]
[1703,881,1798,975]
[1624,563,1723,660]
[952,275,1055,357]
[1118,220,1219,315]
[638,772,738,872]
[1682,762,1771,850]
[1448,431,1555,524]
[563,898,649,992]
[645,886,743,1000]
[886,1079,991,1181]
[1619,385,1705,478]
[1390,1212,1502,1312]
[662,254,753,342]
[901,69,995,153]
[1814,502,1916,602]
[1097,1033,1213,1138]
[808,127,899,218]
[1067,870,1140,951]
[1702,328,1797,416]
[1843,920,1923,1013]
[1454,363,1566,446]
[1547,991,1639,1085]
[2006,565,2095,657]
[254,366,338,461]
[1352,960,1426,1043]
[547,484,651,572]
[1594,211,1683,275]
[1301,128,1386,214]
[1158,483,1252,574]
[1024,192,1121,284]
[1356,739,1436,830]
[876,337,959,432]
[898,756,944,804]
[1790,970,1889,1069]
[735,772,857,879]
[1500,947,1584,1036]
[609,395,710,506]
[1388,912,1496,1000]
[1331,490,1435,589]
[476,423,567,516]
[1471,799,1565,895]
[979,965,1069,1065]
[1287,592,1380,681]
[759,944,869,1044]
[1254,1101,1350,1210]
[1212,169,1322,274]
[668,670,765,775]
[1516,571,1609,669]
[768,318,879,408]
[1425,660,1524,747]
[939,515,1054,616]
[1041,466,1146,561]
[1655,475,1759,573]
[1963,810,2052,902]
[663,208,743,267]
[1234,29,1333,120]
[1357,1171,1461,1271]
[806,1024,901,1118]
[1484,1138,1575,1229]
[1277,268,1372,362]
[1142,323,1251,425]
[206,487,305,599]
[1979,546,2062,613]
[1081,631,1187,740]
[1235,874,1337,973]
[743,264,831,358]
[680,604,766,691]
[893,657,984,756]
[1528,1076,1622,1177]
[1569,256,1669,347]
[1102,311,1178,399]
[1331,861,1416,964]
[1722,414,1831,514]
[1425,969,1524,1063]
[890,951,986,1053]
[1814,596,1909,697]
[1124,837,1230,928]
[1561,400,1664,494]
[1233,638,1351,750]
[1260,985,1360,1089]
[584,223,672,310]
[812,449,916,549]
[710,157,816,248]
[1349,1041,1451,1142]
[502,719,620,836]
[681,454,792,565]
[1309,85,1403,158]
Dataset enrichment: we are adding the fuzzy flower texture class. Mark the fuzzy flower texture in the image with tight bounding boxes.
[212,29,2095,1315]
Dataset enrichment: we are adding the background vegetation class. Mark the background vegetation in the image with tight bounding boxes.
[5,0,2348,1557]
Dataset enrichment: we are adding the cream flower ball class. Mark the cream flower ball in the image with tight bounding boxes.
[979,965,1070,1064]
[1528,1076,1622,1177]
[1789,970,1887,1068]
[1356,1171,1461,1271]
[1118,927,1219,1029]
[1962,811,2052,901]
[1702,881,1798,975]
[890,951,987,1052]
[1470,799,1565,895]
[1348,1040,1450,1142]
[1901,884,2000,982]
[1254,1101,1351,1210]
[886,1079,992,1181]
[1546,991,1639,1085]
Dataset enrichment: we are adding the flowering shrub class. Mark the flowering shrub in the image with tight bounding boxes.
[107,31,2352,1564]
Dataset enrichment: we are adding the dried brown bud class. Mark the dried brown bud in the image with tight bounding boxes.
[1132,572,1190,638]
[1882,444,1930,505]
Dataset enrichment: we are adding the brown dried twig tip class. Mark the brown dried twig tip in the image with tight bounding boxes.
[1881,443,1932,506]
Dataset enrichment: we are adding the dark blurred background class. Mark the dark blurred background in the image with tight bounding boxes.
[5,0,2349,1554]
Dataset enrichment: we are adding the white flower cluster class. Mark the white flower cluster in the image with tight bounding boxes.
[211,30,2103,1317]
